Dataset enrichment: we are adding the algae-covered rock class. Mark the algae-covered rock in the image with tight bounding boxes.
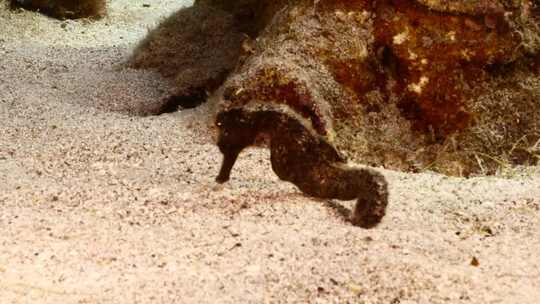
[131,0,540,227]
[208,0,540,176]
[129,4,246,112]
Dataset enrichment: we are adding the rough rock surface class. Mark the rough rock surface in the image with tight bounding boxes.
[129,4,246,112]
[130,0,540,226]
[211,0,540,174]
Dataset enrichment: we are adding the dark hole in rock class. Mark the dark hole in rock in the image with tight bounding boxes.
[157,89,207,114]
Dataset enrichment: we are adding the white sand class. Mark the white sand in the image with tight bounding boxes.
[1,1,539,303]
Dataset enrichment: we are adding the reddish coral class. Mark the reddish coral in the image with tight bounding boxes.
[373,0,521,136]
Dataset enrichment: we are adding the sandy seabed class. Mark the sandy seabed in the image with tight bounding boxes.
[0,1,539,303]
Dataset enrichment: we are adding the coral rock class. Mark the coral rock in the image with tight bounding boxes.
[132,0,540,226]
